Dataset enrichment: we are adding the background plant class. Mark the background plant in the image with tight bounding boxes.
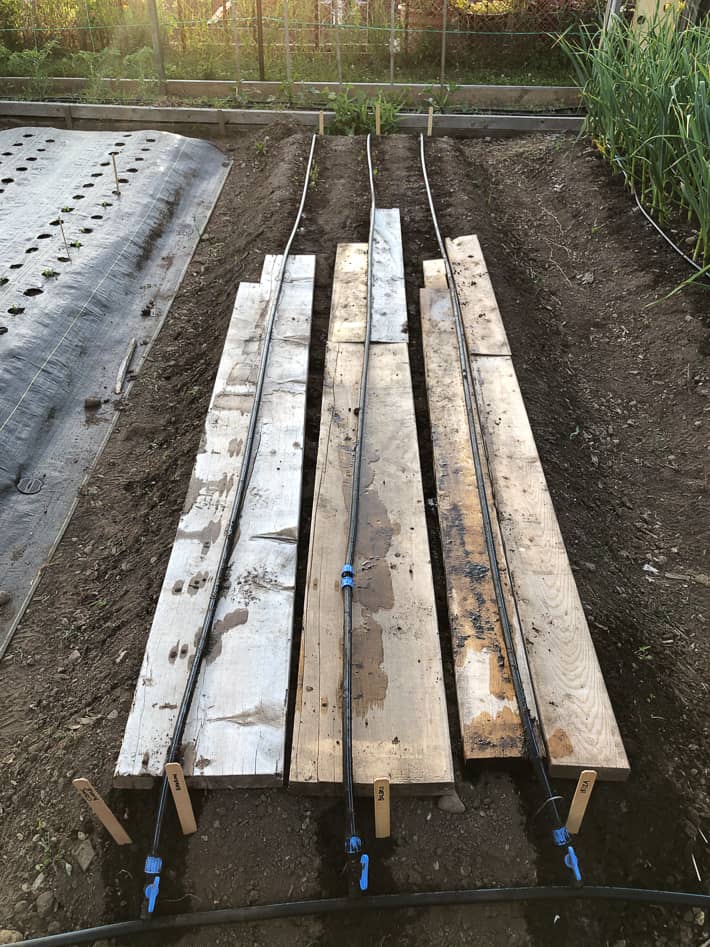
[329,89,401,134]
[0,0,584,87]
[560,14,710,264]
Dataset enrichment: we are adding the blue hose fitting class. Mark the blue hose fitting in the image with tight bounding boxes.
[552,827,571,847]
[341,563,354,590]
[346,836,369,892]
[144,854,162,915]
[359,853,369,891]
[552,827,582,885]
[565,845,582,885]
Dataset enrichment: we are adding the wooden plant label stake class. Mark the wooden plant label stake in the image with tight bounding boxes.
[375,102,382,136]
[373,777,391,838]
[165,762,197,835]
[318,111,325,136]
[58,219,71,259]
[72,778,132,846]
[566,769,597,834]
[115,337,137,395]
[111,154,121,196]
[427,106,434,137]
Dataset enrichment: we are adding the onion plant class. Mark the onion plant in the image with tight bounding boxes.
[559,14,710,263]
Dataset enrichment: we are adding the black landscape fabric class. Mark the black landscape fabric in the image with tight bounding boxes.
[0,125,230,654]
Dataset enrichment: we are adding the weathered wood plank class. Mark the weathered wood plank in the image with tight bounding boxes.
[329,209,407,344]
[471,355,629,779]
[445,235,511,357]
[423,258,448,290]
[423,244,629,779]
[0,101,585,135]
[420,284,542,760]
[290,239,453,794]
[115,253,315,787]
[372,209,408,342]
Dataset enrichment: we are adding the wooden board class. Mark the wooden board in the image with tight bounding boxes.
[115,253,315,787]
[426,240,629,780]
[420,285,537,759]
[330,209,407,344]
[422,259,448,290]
[289,241,453,794]
[445,235,511,356]
[471,355,629,779]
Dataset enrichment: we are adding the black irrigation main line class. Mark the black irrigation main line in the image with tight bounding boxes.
[418,133,581,885]
[340,131,376,897]
[13,885,710,946]
[140,132,319,918]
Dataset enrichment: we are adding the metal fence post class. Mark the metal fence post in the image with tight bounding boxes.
[283,0,292,84]
[389,0,396,84]
[439,0,448,91]
[146,0,167,95]
[334,1,343,86]
[231,0,242,93]
[255,0,266,81]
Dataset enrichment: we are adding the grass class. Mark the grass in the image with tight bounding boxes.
[560,14,710,265]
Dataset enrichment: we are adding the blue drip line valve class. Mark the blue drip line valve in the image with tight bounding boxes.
[341,563,354,590]
[144,854,162,915]
[346,835,369,892]
[552,827,582,885]
[359,853,369,892]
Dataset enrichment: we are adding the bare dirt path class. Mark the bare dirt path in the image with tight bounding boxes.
[0,129,707,947]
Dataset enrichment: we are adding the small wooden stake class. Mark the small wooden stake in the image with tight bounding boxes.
[373,777,391,838]
[318,110,325,136]
[427,105,434,137]
[72,778,132,846]
[58,219,71,259]
[111,154,121,196]
[165,762,197,835]
[375,101,381,136]
[566,769,597,834]
[115,337,137,395]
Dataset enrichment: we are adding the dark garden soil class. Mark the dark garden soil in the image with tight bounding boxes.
[0,127,708,947]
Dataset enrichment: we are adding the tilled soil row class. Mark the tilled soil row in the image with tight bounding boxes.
[0,130,707,947]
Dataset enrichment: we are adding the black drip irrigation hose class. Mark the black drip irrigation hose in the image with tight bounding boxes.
[141,133,319,918]
[340,131,377,897]
[614,154,710,280]
[418,133,581,885]
[13,885,710,947]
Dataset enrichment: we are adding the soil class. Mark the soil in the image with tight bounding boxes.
[0,127,708,947]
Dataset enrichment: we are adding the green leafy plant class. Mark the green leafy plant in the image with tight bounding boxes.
[559,14,710,266]
[329,89,401,136]
[42,268,59,278]
[423,81,460,112]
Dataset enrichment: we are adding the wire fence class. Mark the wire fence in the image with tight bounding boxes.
[0,0,601,88]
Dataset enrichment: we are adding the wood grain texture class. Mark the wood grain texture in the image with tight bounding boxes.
[420,283,543,760]
[290,239,453,794]
[72,779,133,845]
[445,235,511,357]
[115,254,314,786]
[470,354,629,779]
[329,209,408,343]
[423,243,628,780]
[422,258,448,290]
